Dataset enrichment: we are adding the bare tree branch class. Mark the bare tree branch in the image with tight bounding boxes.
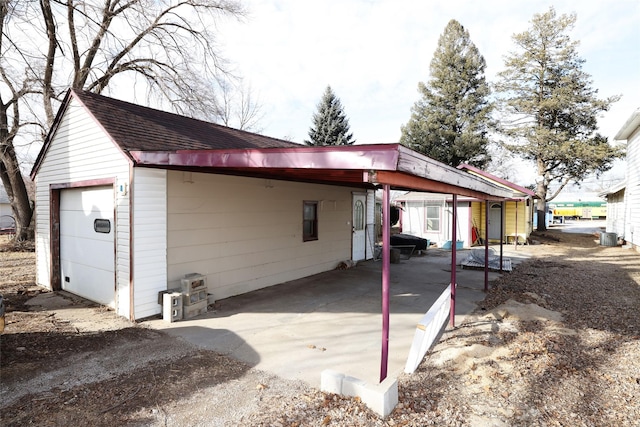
[1,0,252,240]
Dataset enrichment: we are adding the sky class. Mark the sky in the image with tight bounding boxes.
[215,0,640,187]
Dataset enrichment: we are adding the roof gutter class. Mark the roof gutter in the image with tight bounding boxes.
[130,144,401,171]
[614,109,640,140]
[129,144,511,200]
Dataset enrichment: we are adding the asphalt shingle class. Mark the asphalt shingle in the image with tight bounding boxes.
[73,90,301,153]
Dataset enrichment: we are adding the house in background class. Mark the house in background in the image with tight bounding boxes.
[395,192,470,247]
[31,89,510,321]
[603,108,640,247]
[396,164,536,247]
[0,185,15,231]
[601,181,626,240]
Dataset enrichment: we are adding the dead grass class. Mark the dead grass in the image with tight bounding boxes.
[2,228,640,426]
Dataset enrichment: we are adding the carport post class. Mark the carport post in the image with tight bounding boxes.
[380,184,391,383]
[450,194,458,327]
[501,201,506,271]
[485,200,490,291]
[513,200,518,251]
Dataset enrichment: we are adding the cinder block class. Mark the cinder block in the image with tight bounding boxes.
[158,288,181,305]
[183,299,207,320]
[181,274,207,293]
[162,293,183,323]
[182,289,208,306]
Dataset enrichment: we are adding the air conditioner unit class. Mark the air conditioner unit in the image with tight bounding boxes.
[181,273,207,294]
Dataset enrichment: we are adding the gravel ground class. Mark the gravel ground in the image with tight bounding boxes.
[1,228,639,426]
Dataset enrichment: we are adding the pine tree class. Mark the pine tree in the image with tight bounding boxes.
[305,86,355,146]
[494,7,622,230]
[400,19,492,168]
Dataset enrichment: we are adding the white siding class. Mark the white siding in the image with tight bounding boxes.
[445,201,471,247]
[402,197,448,245]
[626,127,640,248]
[606,189,626,239]
[34,97,131,317]
[132,168,167,319]
[167,171,355,300]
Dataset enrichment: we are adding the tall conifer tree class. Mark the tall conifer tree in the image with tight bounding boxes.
[494,7,621,230]
[305,86,355,146]
[400,19,492,168]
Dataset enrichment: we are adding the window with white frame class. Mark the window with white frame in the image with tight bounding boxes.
[424,202,441,232]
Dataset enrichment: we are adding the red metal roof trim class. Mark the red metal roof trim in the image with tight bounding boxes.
[129,144,402,171]
[457,163,536,198]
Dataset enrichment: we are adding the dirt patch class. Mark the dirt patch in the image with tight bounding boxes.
[1,229,640,426]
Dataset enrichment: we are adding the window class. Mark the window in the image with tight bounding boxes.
[424,203,441,232]
[303,201,318,241]
[353,200,364,231]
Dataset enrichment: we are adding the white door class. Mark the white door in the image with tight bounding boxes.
[60,186,115,306]
[352,194,366,261]
[489,203,503,241]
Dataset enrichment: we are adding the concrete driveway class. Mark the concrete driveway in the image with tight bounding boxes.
[147,248,529,387]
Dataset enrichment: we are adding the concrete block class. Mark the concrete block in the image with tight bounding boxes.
[390,248,401,264]
[320,370,344,394]
[162,293,183,323]
[158,288,181,305]
[341,375,368,397]
[362,376,398,418]
[183,299,207,320]
[181,274,207,293]
[320,369,398,418]
[182,289,208,306]
[207,293,215,305]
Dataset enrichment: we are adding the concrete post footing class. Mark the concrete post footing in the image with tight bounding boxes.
[320,369,398,417]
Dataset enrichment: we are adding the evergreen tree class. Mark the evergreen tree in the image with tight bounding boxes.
[400,19,492,168]
[494,7,622,231]
[305,86,355,146]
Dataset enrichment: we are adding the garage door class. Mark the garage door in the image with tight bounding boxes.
[60,186,115,306]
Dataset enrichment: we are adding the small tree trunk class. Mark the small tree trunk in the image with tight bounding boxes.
[536,208,547,232]
[0,146,34,241]
[535,174,549,232]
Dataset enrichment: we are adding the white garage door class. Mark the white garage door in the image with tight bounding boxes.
[60,186,115,306]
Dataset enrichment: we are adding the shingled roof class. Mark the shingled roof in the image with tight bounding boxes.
[32,89,513,201]
[73,89,300,152]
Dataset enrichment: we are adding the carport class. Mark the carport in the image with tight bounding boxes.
[137,144,512,384]
[147,247,524,388]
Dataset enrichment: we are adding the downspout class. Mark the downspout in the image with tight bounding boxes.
[129,164,135,321]
[450,194,457,327]
[380,184,390,383]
